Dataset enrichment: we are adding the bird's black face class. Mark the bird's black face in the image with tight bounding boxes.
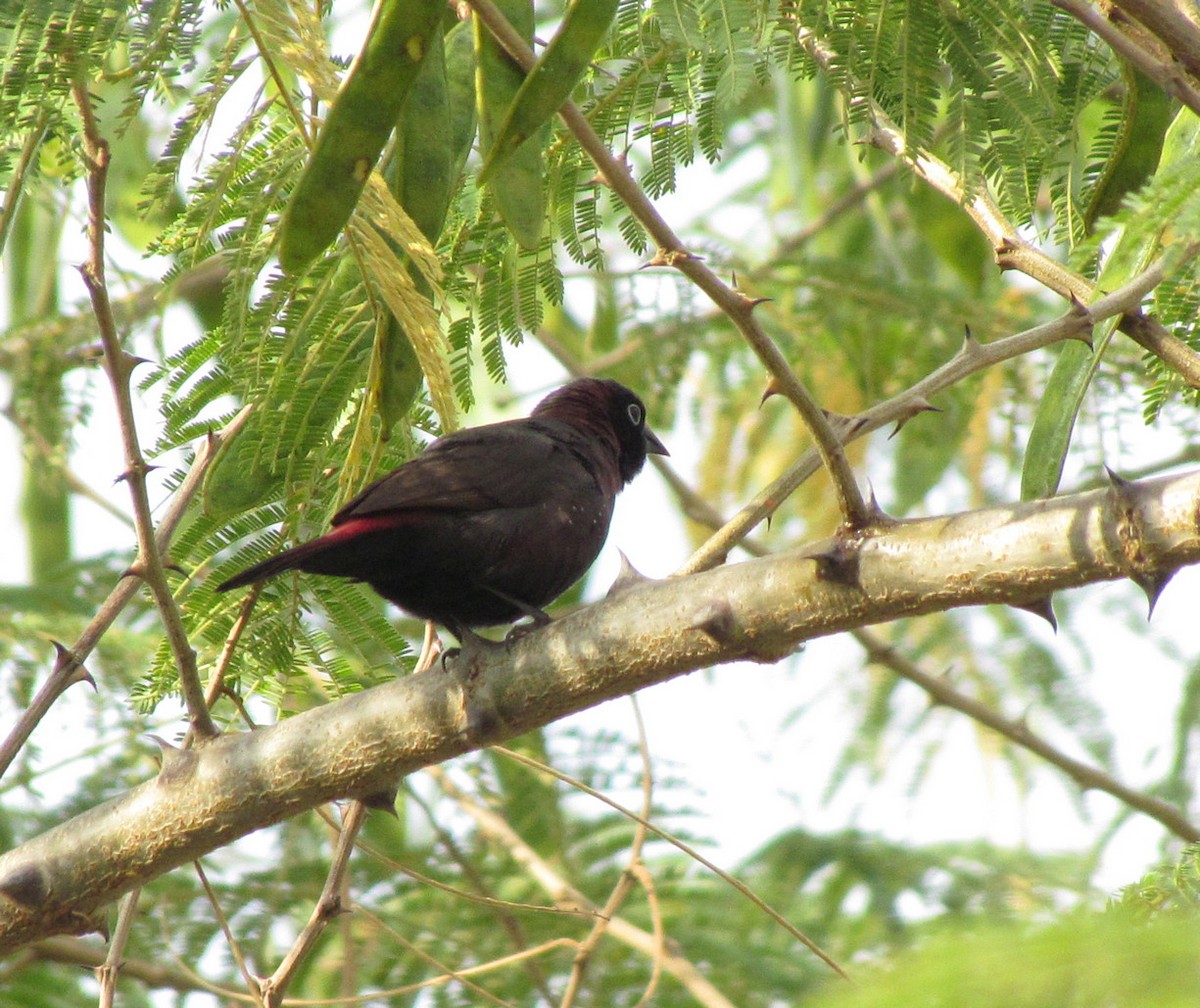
[605,382,669,484]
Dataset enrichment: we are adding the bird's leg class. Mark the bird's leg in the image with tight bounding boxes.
[414,621,443,673]
[476,584,553,642]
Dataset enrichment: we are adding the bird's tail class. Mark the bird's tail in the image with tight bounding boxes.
[215,538,337,593]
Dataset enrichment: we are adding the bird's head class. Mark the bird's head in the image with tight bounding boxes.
[533,378,669,485]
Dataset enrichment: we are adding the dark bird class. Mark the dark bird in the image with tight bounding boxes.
[216,378,668,636]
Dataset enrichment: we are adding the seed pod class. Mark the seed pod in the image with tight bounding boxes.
[475,0,545,248]
[480,0,618,179]
[389,20,478,245]
[279,0,444,273]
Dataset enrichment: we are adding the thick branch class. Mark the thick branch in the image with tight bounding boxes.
[1,469,1198,952]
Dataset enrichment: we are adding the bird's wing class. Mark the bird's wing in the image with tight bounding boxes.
[331,419,597,523]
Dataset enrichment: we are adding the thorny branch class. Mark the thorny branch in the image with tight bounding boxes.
[0,406,251,781]
[680,251,1193,573]
[659,432,1200,844]
[70,75,218,740]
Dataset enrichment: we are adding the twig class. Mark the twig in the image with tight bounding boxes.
[405,782,556,1003]
[434,766,746,1008]
[259,801,367,1007]
[662,439,1200,844]
[70,74,218,740]
[559,697,656,1008]
[0,408,252,782]
[466,0,872,528]
[96,889,140,1008]
[852,628,1200,842]
[488,747,850,982]
[0,109,48,258]
[194,859,264,1006]
[1109,0,1200,79]
[1050,0,1200,115]
[354,903,573,1003]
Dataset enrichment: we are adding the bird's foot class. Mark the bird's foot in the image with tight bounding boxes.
[503,614,552,644]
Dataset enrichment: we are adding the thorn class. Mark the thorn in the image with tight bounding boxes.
[994,235,1020,270]
[955,327,986,366]
[607,550,653,598]
[1134,567,1177,619]
[150,734,198,785]
[1067,291,1091,317]
[742,294,772,310]
[1014,595,1057,631]
[802,537,862,588]
[0,865,49,909]
[888,397,941,438]
[760,376,783,404]
[1064,295,1095,347]
[360,789,399,815]
[821,407,857,427]
[52,641,96,690]
[690,600,737,645]
[1104,464,1131,491]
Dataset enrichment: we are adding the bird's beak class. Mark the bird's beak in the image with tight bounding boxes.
[644,427,669,457]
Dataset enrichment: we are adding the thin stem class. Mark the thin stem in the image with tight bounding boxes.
[96,890,140,1008]
[559,697,655,1008]
[489,747,851,982]
[1050,0,1200,115]
[433,765,748,1006]
[853,628,1200,842]
[795,24,1200,390]
[259,801,367,1007]
[70,74,218,739]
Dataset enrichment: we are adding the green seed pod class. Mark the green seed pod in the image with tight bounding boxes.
[480,0,618,179]
[475,0,546,248]
[279,0,444,273]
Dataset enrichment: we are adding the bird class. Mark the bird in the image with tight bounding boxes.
[216,377,668,637]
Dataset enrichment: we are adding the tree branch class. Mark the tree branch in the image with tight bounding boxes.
[0,408,252,782]
[794,23,1200,391]
[70,75,218,740]
[681,252,1181,573]
[1,468,1199,952]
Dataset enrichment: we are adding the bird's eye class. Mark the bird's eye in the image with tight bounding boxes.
[626,403,643,426]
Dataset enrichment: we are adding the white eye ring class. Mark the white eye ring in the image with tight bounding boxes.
[626,402,643,426]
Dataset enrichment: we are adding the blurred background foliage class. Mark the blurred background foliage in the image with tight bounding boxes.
[3,0,1200,1003]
